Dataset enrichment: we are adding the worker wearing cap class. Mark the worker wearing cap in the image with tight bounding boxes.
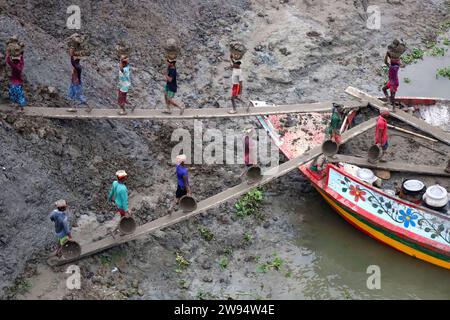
[175,154,191,205]
[6,51,26,112]
[118,55,131,115]
[108,170,130,216]
[229,59,244,114]
[49,199,72,257]
[163,58,184,115]
[376,110,390,160]
[326,103,345,144]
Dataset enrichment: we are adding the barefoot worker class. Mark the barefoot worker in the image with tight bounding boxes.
[326,103,345,145]
[228,60,244,114]
[175,154,191,206]
[375,110,390,161]
[163,58,184,114]
[382,40,403,110]
[6,52,26,112]
[117,55,131,115]
[67,48,91,112]
[108,170,130,217]
[49,200,72,257]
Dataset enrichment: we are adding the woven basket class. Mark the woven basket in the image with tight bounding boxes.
[387,40,406,59]
[164,38,180,60]
[116,42,131,59]
[230,41,247,60]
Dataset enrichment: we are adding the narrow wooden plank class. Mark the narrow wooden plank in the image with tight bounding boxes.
[48,118,377,266]
[332,154,450,177]
[345,86,450,146]
[0,101,362,120]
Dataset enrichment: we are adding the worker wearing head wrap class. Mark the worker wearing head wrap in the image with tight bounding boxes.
[108,170,130,216]
[175,154,191,205]
[49,199,72,257]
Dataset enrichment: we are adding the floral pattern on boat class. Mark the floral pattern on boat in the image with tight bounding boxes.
[327,167,450,246]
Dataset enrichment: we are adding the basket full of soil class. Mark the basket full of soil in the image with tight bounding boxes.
[387,39,406,59]
[229,41,247,61]
[116,41,131,59]
[66,33,88,56]
[6,36,25,58]
[164,37,180,60]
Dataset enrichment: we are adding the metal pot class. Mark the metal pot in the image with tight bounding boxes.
[422,185,449,212]
[400,179,426,204]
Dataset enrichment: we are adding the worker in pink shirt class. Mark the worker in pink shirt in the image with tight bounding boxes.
[375,110,390,161]
[6,52,27,111]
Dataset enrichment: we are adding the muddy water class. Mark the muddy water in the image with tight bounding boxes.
[281,193,450,299]
[398,47,450,99]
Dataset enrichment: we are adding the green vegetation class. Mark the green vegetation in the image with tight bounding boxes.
[7,279,32,297]
[235,188,264,218]
[196,290,217,300]
[175,252,190,273]
[402,48,424,65]
[403,77,411,84]
[429,46,446,57]
[178,279,190,290]
[199,227,214,241]
[443,38,450,46]
[439,20,450,33]
[436,67,450,79]
[99,249,127,266]
[219,256,229,271]
[256,253,285,273]
[378,65,389,78]
[243,233,253,243]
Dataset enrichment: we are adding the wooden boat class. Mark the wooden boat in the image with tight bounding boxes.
[257,96,450,269]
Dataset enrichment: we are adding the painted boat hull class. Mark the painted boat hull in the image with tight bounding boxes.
[302,166,450,270]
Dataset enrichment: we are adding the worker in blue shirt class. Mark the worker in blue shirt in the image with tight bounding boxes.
[49,199,72,257]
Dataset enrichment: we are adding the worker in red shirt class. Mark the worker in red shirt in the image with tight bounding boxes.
[375,110,390,160]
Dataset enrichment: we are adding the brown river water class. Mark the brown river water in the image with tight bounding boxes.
[282,193,450,299]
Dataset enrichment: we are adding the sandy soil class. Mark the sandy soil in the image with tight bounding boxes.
[1,0,449,299]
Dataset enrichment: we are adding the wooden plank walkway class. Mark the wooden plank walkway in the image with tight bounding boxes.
[332,155,450,177]
[345,86,450,146]
[47,118,377,266]
[0,100,361,120]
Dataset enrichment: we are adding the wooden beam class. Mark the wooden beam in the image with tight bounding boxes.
[0,101,362,120]
[47,118,377,266]
[332,154,450,177]
[345,86,450,146]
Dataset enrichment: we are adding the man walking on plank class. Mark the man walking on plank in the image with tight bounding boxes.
[229,60,244,114]
[163,59,184,115]
[174,154,191,207]
[49,199,72,257]
[67,48,91,113]
[117,55,133,115]
[108,170,130,217]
